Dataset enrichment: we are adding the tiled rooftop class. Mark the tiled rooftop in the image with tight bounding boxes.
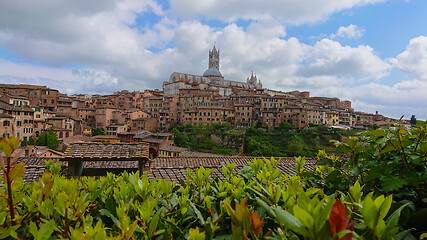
[147,156,317,182]
[0,157,66,184]
[62,142,149,160]
[10,155,317,184]
[159,145,188,152]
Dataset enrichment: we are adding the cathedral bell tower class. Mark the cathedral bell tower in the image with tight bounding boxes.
[209,46,220,70]
[203,45,223,79]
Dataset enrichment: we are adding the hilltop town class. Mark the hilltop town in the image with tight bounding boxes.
[1,46,399,150]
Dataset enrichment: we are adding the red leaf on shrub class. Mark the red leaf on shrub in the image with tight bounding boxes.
[250,211,264,237]
[329,200,354,240]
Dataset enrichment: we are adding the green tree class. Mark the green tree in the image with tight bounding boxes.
[92,127,105,136]
[279,121,291,130]
[36,132,59,149]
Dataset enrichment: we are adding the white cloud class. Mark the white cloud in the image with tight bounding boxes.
[169,0,386,24]
[331,24,364,39]
[247,19,286,39]
[297,39,390,80]
[391,35,427,80]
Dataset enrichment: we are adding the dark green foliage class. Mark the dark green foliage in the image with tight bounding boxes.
[36,132,59,149]
[92,127,105,136]
[243,124,341,157]
[172,123,356,157]
[20,136,35,147]
[171,124,238,155]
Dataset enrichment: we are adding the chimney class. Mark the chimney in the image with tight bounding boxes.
[25,148,29,158]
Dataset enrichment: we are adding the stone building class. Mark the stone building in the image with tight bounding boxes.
[0,100,35,141]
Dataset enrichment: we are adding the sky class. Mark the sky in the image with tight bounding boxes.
[0,0,426,120]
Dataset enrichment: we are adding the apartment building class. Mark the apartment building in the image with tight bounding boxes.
[79,108,96,127]
[0,100,35,141]
[0,84,59,111]
[1,113,13,139]
[125,108,150,123]
[324,109,339,126]
[234,104,254,127]
[303,104,323,125]
[1,94,30,107]
[284,105,308,129]
[106,124,128,136]
[353,111,375,126]
[57,95,73,115]
[95,106,125,127]
[46,116,75,139]
[260,96,288,128]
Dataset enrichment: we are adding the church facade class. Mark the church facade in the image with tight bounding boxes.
[163,46,262,96]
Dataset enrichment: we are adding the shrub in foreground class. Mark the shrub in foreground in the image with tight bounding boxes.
[1,137,415,239]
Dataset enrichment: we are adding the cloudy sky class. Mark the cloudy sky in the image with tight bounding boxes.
[0,0,426,119]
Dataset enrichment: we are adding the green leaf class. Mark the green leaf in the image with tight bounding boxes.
[8,162,25,180]
[0,224,19,239]
[29,220,55,240]
[333,230,353,240]
[124,220,138,240]
[274,207,310,237]
[148,208,162,237]
[293,205,315,230]
[380,176,407,192]
[419,142,427,154]
[189,200,206,225]
[380,203,409,239]
[99,209,120,228]
[378,195,392,220]
[0,212,6,225]
[256,197,276,218]
[316,197,335,232]
[362,196,379,230]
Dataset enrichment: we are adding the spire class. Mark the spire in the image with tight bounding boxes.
[203,45,223,77]
[208,45,220,70]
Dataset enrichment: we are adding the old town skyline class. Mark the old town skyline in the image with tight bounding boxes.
[1,0,426,119]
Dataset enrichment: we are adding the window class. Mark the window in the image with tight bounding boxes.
[17,121,22,126]
[3,120,10,126]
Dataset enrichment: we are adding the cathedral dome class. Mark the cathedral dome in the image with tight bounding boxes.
[203,67,223,77]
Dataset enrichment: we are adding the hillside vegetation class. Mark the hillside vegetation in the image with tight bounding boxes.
[172,122,354,157]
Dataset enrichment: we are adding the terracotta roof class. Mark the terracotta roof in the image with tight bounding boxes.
[62,142,149,160]
[133,130,153,139]
[159,145,188,152]
[147,156,317,182]
[83,160,138,168]
[62,135,95,145]
[0,157,66,184]
[179,151,225,157]
[142,137,166,144]
[0,113,13,118]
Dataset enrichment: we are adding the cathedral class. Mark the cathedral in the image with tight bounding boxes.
[164,46,263,96]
